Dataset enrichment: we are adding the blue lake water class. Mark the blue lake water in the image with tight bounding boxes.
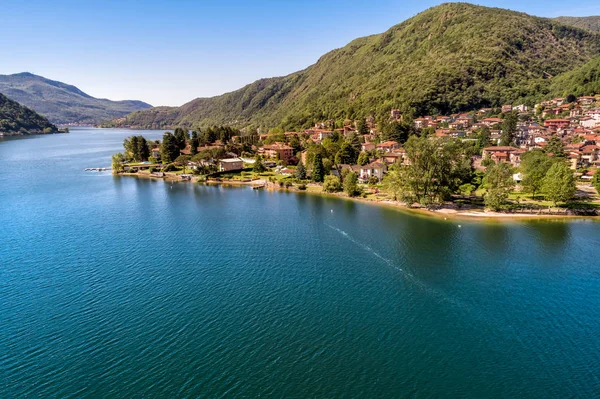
[1,128,600,398]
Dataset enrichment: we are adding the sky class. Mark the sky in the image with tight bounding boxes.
[1,0,600,107]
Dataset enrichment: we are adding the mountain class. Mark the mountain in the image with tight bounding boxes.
[0,93,58,135]
[105,3,600,131]
[553,16,600,32]
[0,73,152,125]
[548,56,600,97]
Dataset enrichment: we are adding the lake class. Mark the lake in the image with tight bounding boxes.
[1,128,599,398]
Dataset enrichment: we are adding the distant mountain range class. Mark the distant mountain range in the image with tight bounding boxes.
[554,16,600,32]
[0,93,57,136]
[102,3,600,131]
[0,73,152,125]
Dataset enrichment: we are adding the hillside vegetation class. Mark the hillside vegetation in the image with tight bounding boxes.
[554,16,600,32]
[0,93,57,135]
[549,56,600,97]
[0,73,152,125]
[105,3,600,131]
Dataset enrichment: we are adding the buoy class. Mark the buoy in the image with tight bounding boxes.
[458,225,462,228]
[331,209,334,213]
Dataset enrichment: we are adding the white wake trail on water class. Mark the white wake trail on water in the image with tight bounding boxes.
[325,223,469,311]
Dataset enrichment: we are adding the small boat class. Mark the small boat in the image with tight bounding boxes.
[252,184,265,190]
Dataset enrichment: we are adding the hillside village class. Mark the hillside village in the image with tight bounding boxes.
[112,94,600,214]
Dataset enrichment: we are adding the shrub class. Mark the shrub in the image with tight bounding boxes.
[298,184,307,190]
[323,175,342,193]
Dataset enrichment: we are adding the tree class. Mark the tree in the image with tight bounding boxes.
[357,118,370,135]
[174,127,189,150]
[343,172,361,197]
[175,155,191,173]
[111,152,125,174]
[357,151,370,166]
[542,162,576,205]
[295,161,307,180]
[500,112,518,146]
[483,162,515,211]
[475,126,491,153]
[382,164,403,201]
[335,142,357,165]
[253,154,266,173]
[160,132,180,164]
[189,137,199,156]
[593,171,600,195]
[323,175,342,192]
[312,154,325,182]
[136,136,149,161]
[545,136,565,158]
[347,132,362,153]
[385,136,472,205]
[381,121,413,143]
[565,94,577,103]
[520,150,553,199]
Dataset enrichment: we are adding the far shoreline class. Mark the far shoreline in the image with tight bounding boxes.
[117,172,599,223]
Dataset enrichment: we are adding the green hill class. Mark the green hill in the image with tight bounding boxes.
[554,16,600,32]
[0,73,152,125]
[549,56,600,97]
[105,3,600,131]
[0,93,58,135]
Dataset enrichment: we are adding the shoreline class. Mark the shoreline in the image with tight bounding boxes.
[118,172,599,223]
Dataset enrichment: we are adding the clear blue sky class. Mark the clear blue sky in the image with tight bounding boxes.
[1,0,599,106]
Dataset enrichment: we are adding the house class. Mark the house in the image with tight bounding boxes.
[151,147,160,159]
[482,117,503,126]
[414,118,429,129]
[260,143,294,162]
[482,146,520,164]
[359,142,375,152]
[390,109,402,121]
[359,161,387,182]
[578,96,596,106]
[219,158,244,172]
[580,117,598,129]
[376,141,400,153]
[544,119,570,129]
[580,145,600,165]
[587,108,600,121]
[512,104,529,113]
[381,150,407,165]
[570,107,584,118]
[502,105,513,113]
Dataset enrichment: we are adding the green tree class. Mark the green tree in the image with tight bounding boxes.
[111,152,125,174]
[323,175,342,192]
[312,154,325,182]
[335,142,357,165]
[174,127,189,150]
[500,112,518,146]
[357,151,370,166]
[347,132,362,153]
[136,136,150,161]
[160,132,180,164]
[343,172,361,197]
[542,162,576,205]
[295,161,307,180]
[386,136,471,205]
[475,126,491,153]
[483,162,515,211]
[189,137,199,156]
[520,150,553,199]
[592,171,600,195]
[253,154,266,173]
[357,118,370,135]
[545,136,565,158]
